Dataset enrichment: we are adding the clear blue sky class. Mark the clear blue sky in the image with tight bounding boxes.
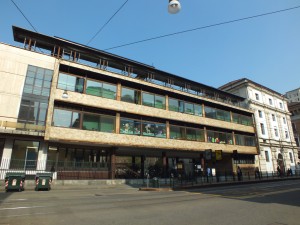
[1,0,300,94]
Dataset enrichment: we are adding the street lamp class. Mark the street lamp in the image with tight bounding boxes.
[62,90,68,98]
[168,0,181,14]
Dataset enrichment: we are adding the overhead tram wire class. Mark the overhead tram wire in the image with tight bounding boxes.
[87,0,130,45]
[104,5,300,51]
[10,0,38,32]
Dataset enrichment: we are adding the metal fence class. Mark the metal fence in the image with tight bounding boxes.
[0,159,111,180]
[142,169,300,189]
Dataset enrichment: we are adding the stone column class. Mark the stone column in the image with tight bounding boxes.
[37,141,48,171]
[162,152,167,178]
[141,155,145,179]
[110,148,117,179]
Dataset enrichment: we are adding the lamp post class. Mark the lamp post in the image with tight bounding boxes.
[168,0,181,14]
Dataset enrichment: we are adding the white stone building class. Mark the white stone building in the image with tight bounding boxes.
[220,78,299,173]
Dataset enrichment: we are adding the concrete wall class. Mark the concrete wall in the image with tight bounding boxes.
[0,44,56,122]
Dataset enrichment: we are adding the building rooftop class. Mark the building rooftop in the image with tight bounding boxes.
[12,26,246,107]
[219,78,285,98]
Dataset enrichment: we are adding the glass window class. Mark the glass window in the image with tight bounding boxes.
[169,98,179,112]
[184,102,194,114]
[207,130,217,143]
[142,122,155,136]
[100,116,115,133]
[265,151,270,162]
[241,115,252,126]
[255,93,259,100]
[186,128,204,142]
[53,109,72,127]
[142,93,154,107]
[194,104,203,116]
[289,152,294,163]
[120,118,134,134]
[235,134,244,146]
[269,98,273,105]
[260,123,265,135]
[283,117,286,124]
[25,77,34,85]
[226,133,233,145]
[170,125,185,140]
[86,80,102,97]
[133,121,141,135]
[57,73,84,93]
[10,140,39,169]
[121,87,135,103]
[258,110,263,118]
[279,102,283,109]
[154,95,166,109]
[83,114,100,131]
[274,128,278,137]
[216,109,231,122]
[23,84,33,94]
[272,114,276,121]
[71,112,81,128]
[153,124,166,138]
[205,106,216,119]
[285,131,289,139]
[102,83,116,99]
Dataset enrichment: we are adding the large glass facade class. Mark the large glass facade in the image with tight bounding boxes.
[18,65,53,126]
[23,66,53,97]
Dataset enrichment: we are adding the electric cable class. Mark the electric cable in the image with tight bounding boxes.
[87,0,129,45]
[104,5,300,51]
[10,0,38,32]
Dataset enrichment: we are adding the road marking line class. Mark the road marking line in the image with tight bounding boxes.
[0,206,44,211]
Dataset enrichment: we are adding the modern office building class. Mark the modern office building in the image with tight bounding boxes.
[0,26,258,180]
[220,79,299,173]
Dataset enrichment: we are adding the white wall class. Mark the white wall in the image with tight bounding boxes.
[0,43,56,122]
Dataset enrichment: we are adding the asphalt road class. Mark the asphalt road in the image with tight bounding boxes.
[0,180,300,225]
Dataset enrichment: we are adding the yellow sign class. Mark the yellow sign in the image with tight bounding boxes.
[216,150,222,160]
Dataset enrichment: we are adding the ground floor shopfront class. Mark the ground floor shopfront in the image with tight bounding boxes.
[0,136,259,180]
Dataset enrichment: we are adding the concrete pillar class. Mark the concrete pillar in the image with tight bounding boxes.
[141,155,145,179]
[0,138,14,169]
[0,138,14,179]
[37,141,48,171]
[110,148,116,179]
[162,152,167,178]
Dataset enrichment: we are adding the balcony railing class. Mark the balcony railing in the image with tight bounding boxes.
[0,119,45,134]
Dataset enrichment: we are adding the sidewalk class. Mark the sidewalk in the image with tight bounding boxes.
[139,176,300,191]
[1,176,300,192]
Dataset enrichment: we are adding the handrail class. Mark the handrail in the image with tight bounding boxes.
[0,120,45,132]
